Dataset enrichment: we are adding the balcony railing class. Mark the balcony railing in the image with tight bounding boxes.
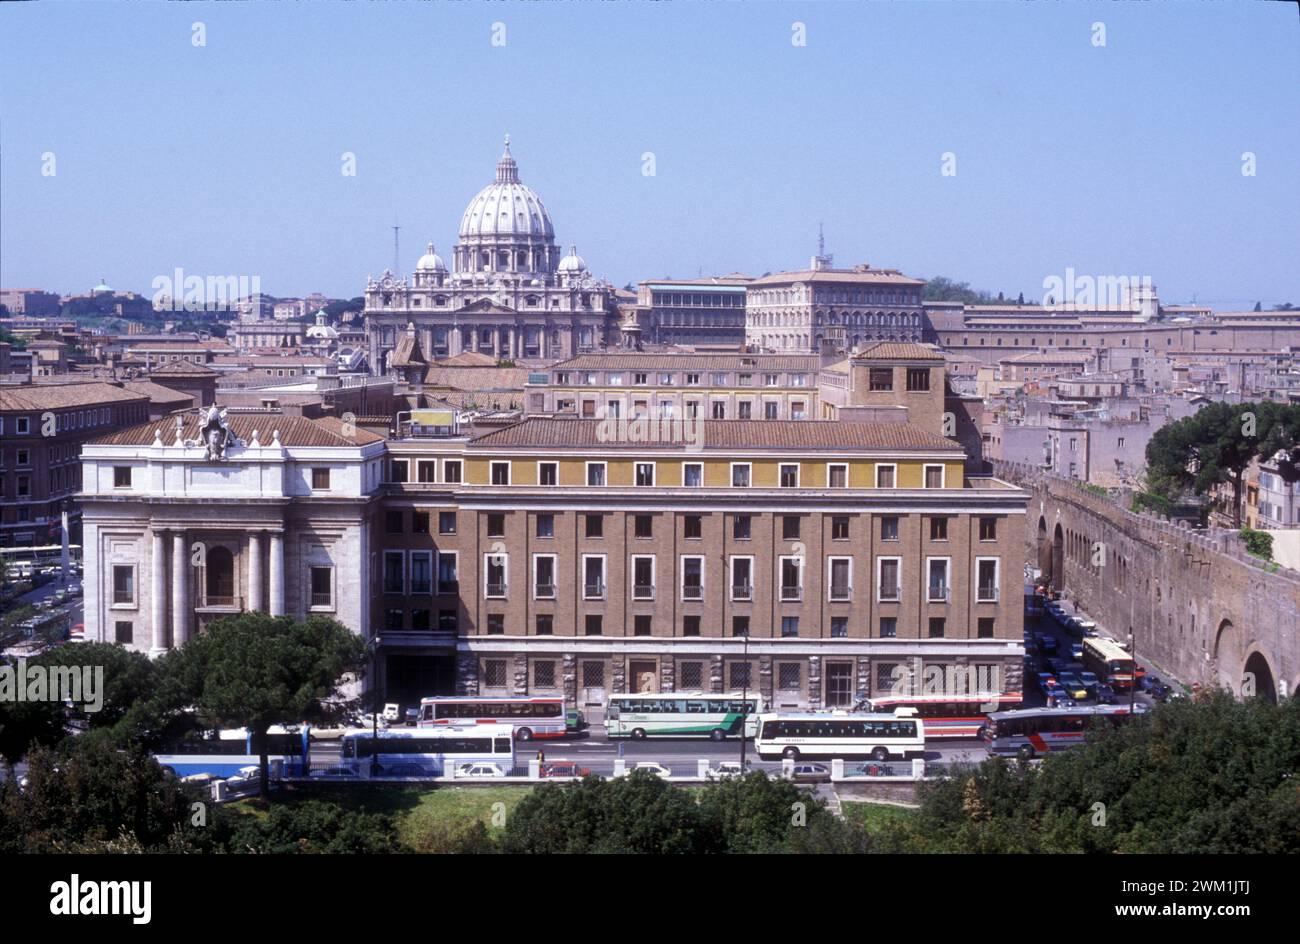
[632,584,655,600]
[198,595,242,609]
[534,583,556,599]
[410,581,432,595]
[384,580,405,594]
[437,579,459,595]
[780,585,803,601]
[830,585,852,601]
[682,583,703,601]
[485,582,507,598]
[584,582,606,600]
[731,583,752,601]
[928,585,951,603]
[310,592,333,608]
[878,584,900,602]
[977,585,1000,603]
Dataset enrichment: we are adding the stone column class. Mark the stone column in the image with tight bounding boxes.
[151,530,168,655]
[171,532,188,647]
[269,531,285,616]
[248,532,264,612]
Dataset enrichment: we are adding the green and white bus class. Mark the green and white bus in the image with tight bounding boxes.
[605,692,763,740]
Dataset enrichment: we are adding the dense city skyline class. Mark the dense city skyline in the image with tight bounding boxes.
[2,3,1298,305]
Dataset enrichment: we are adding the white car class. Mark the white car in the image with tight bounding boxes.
[632,762,672,779]
[456,762,506,778]
[705,762,750,781]
[222,765,263,792]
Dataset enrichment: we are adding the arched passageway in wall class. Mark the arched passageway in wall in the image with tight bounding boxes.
[1052,523,1065,591]
[1243,651,1277,703]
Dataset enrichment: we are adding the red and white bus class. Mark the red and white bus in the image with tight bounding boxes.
[418,695,568,741]
[866,693,1023,739]
[981,704,1146,759]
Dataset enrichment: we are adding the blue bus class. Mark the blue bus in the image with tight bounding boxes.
[153,726,311,778]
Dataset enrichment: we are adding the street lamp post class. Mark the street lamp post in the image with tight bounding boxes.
[739,628,749,771]
[1128,630,1137,715]
[370,635,382,777]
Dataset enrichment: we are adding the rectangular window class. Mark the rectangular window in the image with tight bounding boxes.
[487,614,505,635]
[683,514,702,539]
[536,614,553,636]
[484,659,508,688]
[585,513,603,538]
[869,367,893,391]
[409,552,432,594]
[632,556,655,600]
[831,617,848,639]
[733,515,751,540]
[737,401,752,420]
[389,460,409,483]
[877,558,901,601]
[538,461,558,486]
[635,462,655,487]
[924,464,945,488]
[876,464,896,488]
[583,556,606,599]
[439,609,458,633]
[879,617,897,638]
[781,616,799,638]
[310,566,333,607]
[732,617,750,639]
[782,515,800,540]
[533,555,556,599]
[384,552,405,594]
[490,461,511,486]
[112,565,135,605]
[113,466,133,488]
[929,517,948,541]
[880,516,899,541]
[731,463,751,488]
[827,464,848,488]
[311,467,330,489]
[928,617,946,639]
[586,462,606,486]
[438,511,457,534]
[978,618,995,639]
[906,368,930,391]
[386,511,404,534]
[976,558,1000,602]
[114,621,133,645]
[779,463,799,488]
[585,615,603,637]
[634,514,653,539]
[534,660,556,686]
[681,556,704,600]
[731,557,753,600]
[779,557,802,601]
[729,660,752,689]
[437,553,459,594]
[487,512,505,537]
[927,558,950,602]
[443,460,462,483]
[412,512,429,534]
[680,660,703,686]
[711,402,726,420]
[634,615,652,637]
[979,516,998,541]
[764,402,778,420]
[829,557,852,601]
[483,552,508,598]
[831,516,849,540]
[683,463,703,487]
[417,460,437,483]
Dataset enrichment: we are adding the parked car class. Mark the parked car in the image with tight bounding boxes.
[541,761,591,778]
[308,766,359,780]
[1056,673,1090,701]
[1037,634,1059,654]
[1036,672,1059,695]
[403,707,420,726]
[632,762,672,779]
[222,766,263,793]
[457,762,507,778]
[1093,683,1117,704]
[705,761,751,780]
[1070,643,1084,661]
[382,703,402,724]
[1044,691,1077,708]
[790,763,832,784]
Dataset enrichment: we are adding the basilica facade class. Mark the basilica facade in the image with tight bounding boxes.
[364,139,620,373]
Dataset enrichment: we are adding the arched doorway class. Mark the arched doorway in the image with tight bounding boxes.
[1037,517,1051,578]
[1212,619,1240,692]
[1242,651,1277,703]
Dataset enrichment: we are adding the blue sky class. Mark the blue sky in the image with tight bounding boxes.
[2,1,1297,307]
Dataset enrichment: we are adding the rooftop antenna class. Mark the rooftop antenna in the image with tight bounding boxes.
[392,223,402,276]
[812,222,833,271]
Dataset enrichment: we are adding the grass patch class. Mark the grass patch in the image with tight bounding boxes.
[840,801,915,834]
[397,786,532,845]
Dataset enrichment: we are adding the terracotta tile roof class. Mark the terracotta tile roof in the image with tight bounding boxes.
[121,380,196,404]
[852,341,944,361]
[88,410,384,447]
[389,333,427,368]
[0,382,151,412]
[469,417,960,452]
[422,366,529,391]
[547,353,821,372]
[434,351,498,368]
[1002,351,1094,363]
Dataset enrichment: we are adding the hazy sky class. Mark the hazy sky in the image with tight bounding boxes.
[2,1,1296,307]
